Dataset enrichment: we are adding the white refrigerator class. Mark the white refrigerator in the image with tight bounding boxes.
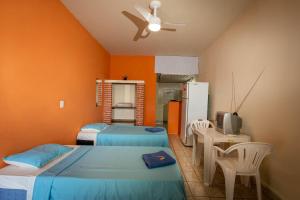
[180,82,209,146]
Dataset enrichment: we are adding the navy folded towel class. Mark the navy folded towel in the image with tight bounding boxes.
[142,151,176,169]
[145,127,165,133]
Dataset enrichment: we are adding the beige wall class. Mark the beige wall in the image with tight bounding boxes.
[198,0,300,199]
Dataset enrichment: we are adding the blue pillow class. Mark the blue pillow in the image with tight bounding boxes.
[3,144,72,168]
[81,123,108,132]
[34,144,72,156]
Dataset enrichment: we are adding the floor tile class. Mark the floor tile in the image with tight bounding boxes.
[193,166,204,178]
[184,182,192,197]
[211,172,225,185]
[181,164,195,173]
[184,170,201,182]
[174,150,186,157]
[208,184,226,198]
[174,146,185,152]
[187,181,210,197]
[193,197,209,200]
[234,184,257,198]
[178,156,193,164]
[184,147,193,156]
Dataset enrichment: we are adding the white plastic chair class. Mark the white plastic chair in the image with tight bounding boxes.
[211,142,272,200]
[190,119,215,166]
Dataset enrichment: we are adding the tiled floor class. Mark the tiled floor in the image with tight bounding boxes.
[168,135,270,200]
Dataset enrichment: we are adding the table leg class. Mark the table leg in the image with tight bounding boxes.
[203,136,213,186]
[192,134,199,166]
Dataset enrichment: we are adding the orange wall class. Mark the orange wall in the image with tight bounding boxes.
[0,1,110,167]
[110,56,156,126]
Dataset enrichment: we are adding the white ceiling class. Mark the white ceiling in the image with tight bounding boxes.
[61,0,252,56]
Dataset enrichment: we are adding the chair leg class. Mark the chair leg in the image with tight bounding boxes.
[210,159,216,185]
[223,169,236,200]
[255,172,262,200]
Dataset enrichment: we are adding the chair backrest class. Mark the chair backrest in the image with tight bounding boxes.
[190,119,214,134]
[189,120,199,135]
[226,142,272,173]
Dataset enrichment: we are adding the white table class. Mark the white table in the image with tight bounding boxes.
[193,128,250,186]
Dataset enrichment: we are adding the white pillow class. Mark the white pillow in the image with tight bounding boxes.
[3,160,39,169]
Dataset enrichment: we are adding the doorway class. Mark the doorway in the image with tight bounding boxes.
[155,82,182,127]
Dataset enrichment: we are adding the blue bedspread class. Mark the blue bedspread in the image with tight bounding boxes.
[33,146,185,200]
[97,125,169,147]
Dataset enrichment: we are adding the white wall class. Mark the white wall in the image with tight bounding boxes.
[112,84,135,106]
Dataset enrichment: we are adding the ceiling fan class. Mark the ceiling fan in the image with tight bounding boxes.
[122,0,185,41]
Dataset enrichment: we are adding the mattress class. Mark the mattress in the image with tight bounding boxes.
[0,146,185,200]
[77,124,169,147]
[77,131,97,145]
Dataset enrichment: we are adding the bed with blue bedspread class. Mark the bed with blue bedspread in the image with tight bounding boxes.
[0,146,185,200]
[77,124,169,147]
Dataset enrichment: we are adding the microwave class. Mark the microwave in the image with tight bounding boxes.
[215,111,242,135]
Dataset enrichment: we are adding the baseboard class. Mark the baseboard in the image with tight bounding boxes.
[261,181,282,200]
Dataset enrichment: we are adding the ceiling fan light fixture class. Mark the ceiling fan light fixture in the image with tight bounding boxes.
[148,16,161,32]
[148,23,161,32]
[129,0,183,40]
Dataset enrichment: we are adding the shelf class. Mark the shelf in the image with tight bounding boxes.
[112,106,136,109]
[105,80,144,84]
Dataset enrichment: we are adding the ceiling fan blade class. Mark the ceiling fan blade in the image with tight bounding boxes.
[122,11,147,28]
[133,30,143,41]
[161,28,176,32]
[134,29,151,41]
[163,22,186,26]
[134,5,152,22]
[122,11,150,41]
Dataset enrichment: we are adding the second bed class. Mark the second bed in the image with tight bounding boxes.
[77,124,169,147]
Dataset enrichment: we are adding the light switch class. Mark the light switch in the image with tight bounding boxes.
[59,100,64,109]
